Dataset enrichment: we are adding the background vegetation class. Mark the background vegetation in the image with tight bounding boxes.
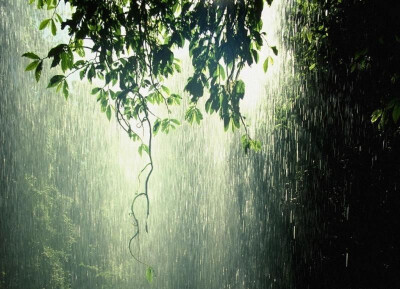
[280,0,400,288]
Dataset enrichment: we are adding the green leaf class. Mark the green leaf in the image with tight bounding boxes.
[61,53,69,72]
[138,144,149,157]
[232,115,240,129]
[268,56,274,65]
[153,119,161,135]
[235,80,245,97]
[306,31,313,43]
[309,63,316,70]
[173,62,181,72]
[371,109,382,123]
[263,58,269,73]
[91,87,102,95]
[79,68,87,80]
[128,131,140,142]
[392,105,400,123]
[217,64,226,81]
[145,267,154,283]
[47,75,65,88]
[39,19,50,30]
[161,85,170,95]
[87,65,95,82]
[184,76,204,100]
[263,56,274,73]
[55,13,63,23]
[185,106,202,125]
[56,81,63,93]
[25,60,39,71]
[250,139,262,151]
[195,108,203,124]
[185,108,194,124]
[241,135,251,154]
[63,81,69,100]
[170,119,181,125]
[223,116,230,131]
[22,52,40,60]
[73,60,85,69]
[51,19,57,35]
[36,0,44,8]
[106,105,112,121]
[35,61,43,82]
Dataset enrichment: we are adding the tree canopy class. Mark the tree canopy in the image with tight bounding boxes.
[23,0,275,275]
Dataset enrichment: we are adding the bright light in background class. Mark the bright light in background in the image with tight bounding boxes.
[240,1,280,112]
[173,1,281,119]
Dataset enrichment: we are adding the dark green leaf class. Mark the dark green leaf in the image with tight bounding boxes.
[91,87,102,95]
[61,53,69,72]
[35,61,43,82]
[184,77,204,100]
[271,46,278,56]
[47,75,65,88]
[153,119,161,135]
[47,44,67,58]
[36,0,44,8]
[223,116,230,131]
[79,68,87,80]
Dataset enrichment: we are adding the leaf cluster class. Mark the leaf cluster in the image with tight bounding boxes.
[25,0,275,145]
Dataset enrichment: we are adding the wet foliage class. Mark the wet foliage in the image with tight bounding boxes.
[22,0,277,265]
[1,0,399,289]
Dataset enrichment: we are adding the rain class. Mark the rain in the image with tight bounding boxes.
[1,1,399,289]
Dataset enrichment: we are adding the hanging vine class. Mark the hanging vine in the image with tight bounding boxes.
[23,0,276,279]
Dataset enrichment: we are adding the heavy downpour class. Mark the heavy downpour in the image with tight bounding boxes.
[1,1,399,289]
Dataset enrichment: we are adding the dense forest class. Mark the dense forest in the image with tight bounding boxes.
[1,0,399,289]
[286,1,400,288]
